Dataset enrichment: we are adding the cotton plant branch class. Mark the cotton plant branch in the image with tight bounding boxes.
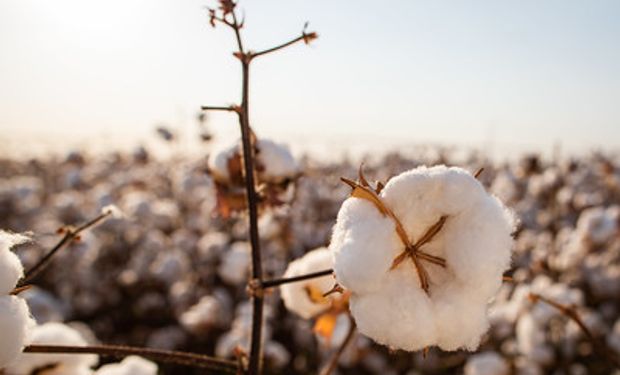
[24,344,238,374]
[16,208,116,289]
[201,1,317,373]
[318,314,357,375]
[528,293,620,368]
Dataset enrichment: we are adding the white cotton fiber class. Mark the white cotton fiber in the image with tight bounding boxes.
[280,247,335,319]
[575,206,619,245]
[94,356,157,375]
[255,139,299,183]
[0,231,30,295]
[208,138,298,184]
[7,322,98,374]
[464,351,509,375]
[330,165,515,351]
[0,296,35,369]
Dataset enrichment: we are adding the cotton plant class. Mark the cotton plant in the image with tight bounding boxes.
[207,137,300,217]
[329,165,516,352]
[0,231,36,369]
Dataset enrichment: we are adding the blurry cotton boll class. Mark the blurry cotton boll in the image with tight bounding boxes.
[575,206,619,245]
[94,356,157,375]
[208,137,299,184]
[330,165,515,351]
[179,293,231,334]
[6,322,98,374]
[149,249,190,286]
[0,296,35,369]
[464,351,509,375]
[280,247,335,319]
[607,319,620,355]
[0,231,29,295]
[0,176,43,215]
[218,242,251,285]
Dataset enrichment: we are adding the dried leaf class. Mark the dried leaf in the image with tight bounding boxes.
[314,312,338,341]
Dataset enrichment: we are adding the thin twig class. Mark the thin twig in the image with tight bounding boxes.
[262,269,333,289]
[24,344,237,373]
[201,105,237,112]
[528,293,620,368]
[251,34,307,59]
[19,210,112,286]
[319,315,356,375]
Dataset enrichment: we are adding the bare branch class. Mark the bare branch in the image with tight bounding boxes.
[251,33,316,59]
[529,293,620,368]
[261,269,333,289]
[319,315,356,375]
[20,210,113,286]
[24,344,237,373]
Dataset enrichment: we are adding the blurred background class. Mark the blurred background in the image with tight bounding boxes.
[1,0,619,159]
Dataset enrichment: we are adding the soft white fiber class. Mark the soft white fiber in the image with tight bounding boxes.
[280,247,335,319]
[94,356,157,375]
[6,322,98,374]
[330,165,515,351]
[0,231,29,295]
[208,138,298,184]
[0,296,35,369]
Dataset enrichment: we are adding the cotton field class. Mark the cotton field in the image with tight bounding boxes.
[1,147,619,374]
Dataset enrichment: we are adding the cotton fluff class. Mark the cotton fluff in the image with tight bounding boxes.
[218,242,251,285]
[94,356,157,375]
[0,231,29,295]
[0,296,35,369]
[208,138,298,184]
[464,351,509,375]
[330,165,515,351]
[6,322,98,374]
[280,247,335,319]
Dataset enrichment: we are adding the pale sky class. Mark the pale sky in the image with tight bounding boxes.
[1,0,619,157]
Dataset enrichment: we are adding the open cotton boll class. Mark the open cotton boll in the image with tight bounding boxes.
[0,231,30,295]
[464,351,509,375]
[94,356,157,375]
[7,322,98,374]
[255,139,299,183]
[0,296,35,369]
[330,165,515,351]
[208,138,298,184]
[280,247,335,319]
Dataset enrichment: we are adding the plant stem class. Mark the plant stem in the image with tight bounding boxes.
[251,35,307,59]
[227,9,264,375]
[24,344,237,373]
[20,211,112,286]
[262,269,333,289]
[319,315,356,375]
[529,293,620,368]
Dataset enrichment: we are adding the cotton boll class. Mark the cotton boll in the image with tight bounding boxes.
[255,139,299,183]
[576,206,619,245]
[180,295,229,334]
[0,296,35,369]
[280,247,335,319]
[208,142,239,183]
[218,242,251,285]
[94,356,157,375]
[516,313,554,365]
[6,322,97,374]
[464,351,509,375]
[0,231,29,295]
[330,165,515,351]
